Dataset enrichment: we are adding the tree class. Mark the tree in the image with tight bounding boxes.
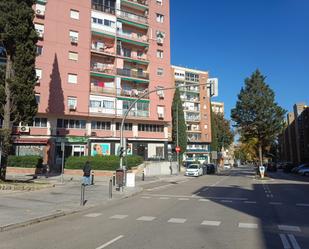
[210,104,218,152]
[231,70,286,165]
[211,112,234,152]
[0,0,38,180]
[172,88,187,158]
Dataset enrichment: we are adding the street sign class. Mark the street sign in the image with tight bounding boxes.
[175,146,181,153]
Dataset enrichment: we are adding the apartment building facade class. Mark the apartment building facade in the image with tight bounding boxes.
[211,101,224,115]
[10,0,173,169]
[171,66,213,163]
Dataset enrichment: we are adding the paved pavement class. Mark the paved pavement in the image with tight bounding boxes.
[0,172,188,232]
[1,166,309,249]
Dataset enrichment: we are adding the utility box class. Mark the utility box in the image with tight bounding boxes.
[116,169,125,187]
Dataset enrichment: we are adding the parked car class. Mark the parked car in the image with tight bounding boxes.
[223,163,231,169]
[283,162,297,173]
[296,164,309,175]
[292,164,309,173]
[202,164,216,175]
[185,164,203,177]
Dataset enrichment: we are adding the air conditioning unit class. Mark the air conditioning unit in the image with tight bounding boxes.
[36,9,45,16]
[37,30,44,38]
[158,113,164,119]
[158,91,164,99]
[19,126,30,133]
[69,105,76,111]
[157,38,164,44]
[70,36,78,44]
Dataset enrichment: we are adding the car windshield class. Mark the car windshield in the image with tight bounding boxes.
[189,165,198,169]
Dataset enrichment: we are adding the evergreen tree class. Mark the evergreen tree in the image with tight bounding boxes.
[210,104,218,152]
[0,0,38,180]
[172,88,187,158]
[231,70,286,165]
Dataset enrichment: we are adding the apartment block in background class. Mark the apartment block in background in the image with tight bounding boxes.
[211,101,224,115]
[10,0,173,169]
[171,66,214,163]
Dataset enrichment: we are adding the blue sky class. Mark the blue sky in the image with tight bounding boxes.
[170,0,309,117]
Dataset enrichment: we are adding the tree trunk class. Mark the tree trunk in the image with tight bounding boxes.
[0,55,13,181]
[258,144,263,166]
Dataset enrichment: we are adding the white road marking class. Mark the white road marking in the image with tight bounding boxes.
[85,213,102,218]
[296,203,309,207]
[238,223,258,229]
[279,234,291,249]
[198,199,210,202]
[221,200,233,203]
[144,194,247,201]
[159,197,170,200]
[141,196,151,199]
[244,201,257,204]
[95,235,124,249]
[109,215,128,219]
[168,218,186,224]
[288,234,301,249]
[278,225,301,232]
[201,220,221,226]
[269,202,282,205]
[178,198,189,201]
[136,216,156,221]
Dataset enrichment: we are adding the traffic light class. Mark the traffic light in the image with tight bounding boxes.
[119,147,124,158]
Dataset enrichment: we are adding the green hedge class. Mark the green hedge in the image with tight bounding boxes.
[65,155,143,171]
[8,156,42,168]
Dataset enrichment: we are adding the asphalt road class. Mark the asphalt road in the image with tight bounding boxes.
[1,166,309,249]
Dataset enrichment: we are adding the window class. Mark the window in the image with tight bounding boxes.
[35,94,40,104]
[68,51,78,61]
[156,0,163,5]
[72,145,85,157]
[70,9,79,20]
[33,117,47,128]
[157,86,164,98]
[91,121,111,130]
[36,45,43,56]
[92,17,115,28]
[138,124,164,132]
[68,97,77,109]
[157,106,165,118]
[57,119,86,129]
[68,74,77,84]
[157,68,164,76]
[34,23,44,38]
[35,68,42,80]
[102,100,114,109]
[157,50,163,59]
[156,13,164,23]
[35,4,46,16]
[116,123,132,131]
[69,30,79,43]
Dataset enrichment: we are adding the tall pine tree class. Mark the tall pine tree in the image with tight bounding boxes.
[0,0,38,180]
[231,70,286,165]
[172,88,187,159]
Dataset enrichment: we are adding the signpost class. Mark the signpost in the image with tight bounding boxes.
[175,146,181,153]
[61,141,65,184]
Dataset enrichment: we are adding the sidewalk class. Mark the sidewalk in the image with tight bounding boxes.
[0,172,187,232]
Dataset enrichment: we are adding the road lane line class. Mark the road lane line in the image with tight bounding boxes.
[85,213,102,218]
[159,197,170,200]
[238,223,258,229]
[136,216,156,221]
[109,215,128,219]
[288,234,301,249]
[198,199,210,202]
[269,202,282,205]
[296,203,309,207]
[278,225,301,232]
[221,200,233,203]
[141,196,151,199]
[244,201,257,204]
[168,218,186,224]
[178,198,189,201]
[279,234,291,249]
[95,235,124,249]
[201,220,221,226]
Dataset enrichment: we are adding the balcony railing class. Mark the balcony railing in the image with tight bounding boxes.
[117,30,148,43]
[119,88,149,99]
[116,49,148,62]
[124,0,148,6]
[91,63,115,75]
[186,116,200,122]
[120,109,149,117]
[116,9,148,24]
[92,45,115,55]
[91,85,116,95]
[188,135,202,142]
[92,4,115,15]
[117,68,149,80]
[184,107,200,112]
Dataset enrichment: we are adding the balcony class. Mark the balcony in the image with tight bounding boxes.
[188,134,202,142]
[92,3,115,15]
[91,63,115,75]
[184,107,200,112]
[117,49,148,64]
[121,0,148,9]
[119,88,149,99]
[119,109,149,118]
[186,115,200,122]
[117,30,148,46]
[91,85,116,95]
[180,96,200,102]
[117,68,149,80]
[91,42,115,56]
[116,9,148,25]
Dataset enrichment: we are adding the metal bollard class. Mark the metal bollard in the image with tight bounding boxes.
[91,171,94,185]
[109,178,112,199]
[80,184,85,206]
[142,172,145,181]
[112,173,116,186]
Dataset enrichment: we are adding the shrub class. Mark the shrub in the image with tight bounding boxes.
[8,156,42,168]
[65,155,144,171]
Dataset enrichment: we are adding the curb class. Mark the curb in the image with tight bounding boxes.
[0,187,144,233]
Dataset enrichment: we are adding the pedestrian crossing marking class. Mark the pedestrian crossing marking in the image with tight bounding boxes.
[85,213,102,218]
[201,220,221,226]
[168,218,186,224]
[109,215,128,219]
[136,216,156,221]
